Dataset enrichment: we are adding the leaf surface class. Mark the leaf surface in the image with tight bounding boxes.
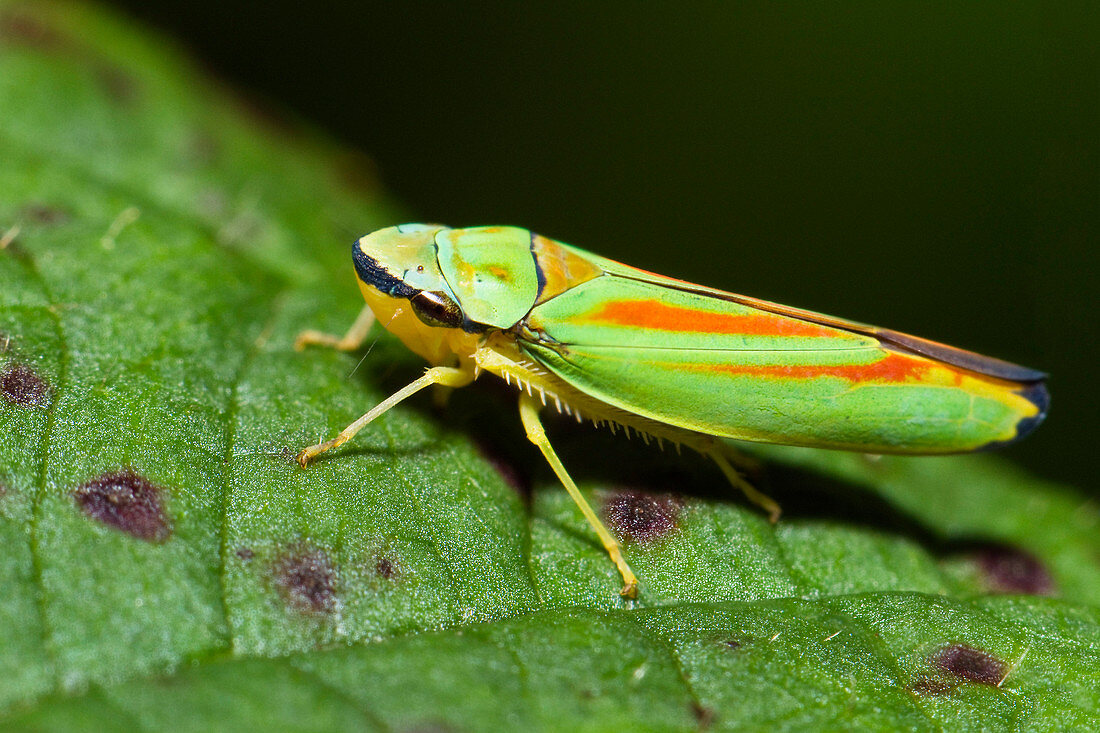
[0,3,1097,730]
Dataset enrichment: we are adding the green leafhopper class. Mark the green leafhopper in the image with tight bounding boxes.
[297,224,1048,597]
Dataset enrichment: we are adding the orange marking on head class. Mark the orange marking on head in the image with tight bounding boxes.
[590,299,841,338]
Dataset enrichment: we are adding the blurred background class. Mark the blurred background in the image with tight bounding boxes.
[111,1,1097,492]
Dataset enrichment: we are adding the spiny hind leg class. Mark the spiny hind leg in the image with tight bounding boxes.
[517,392,638,598]
[678,433,780,523]
[298,364,475,466]
[295,304,376,352]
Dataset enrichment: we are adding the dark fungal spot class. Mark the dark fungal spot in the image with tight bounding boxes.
[909,675,959,697]
[0,10,64,49]
[931,644,1007,686]
[95,64,139,106]
[236,547,254,561]
[18,202,68,225]
[691,702,716,727]
[975,544,1055,595]
[73,469,171,542]
[375,556,397,580]
[185,131,220,167]
[603,489,682,544]
[1,362,50,408]
[273,545,337,614]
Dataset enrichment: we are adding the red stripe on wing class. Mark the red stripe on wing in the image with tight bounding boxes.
[588,299,842,338]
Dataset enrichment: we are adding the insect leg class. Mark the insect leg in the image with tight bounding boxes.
[708,448,781,523]
[298,365,475,466]
[517,392,639,598]
[670,433,779,522]
[295,304,377,352]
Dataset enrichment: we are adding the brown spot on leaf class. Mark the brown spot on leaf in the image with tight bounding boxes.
[186,132,221,167]
[375,556,398,580]
[691,702,716,727]
[0,11,64,49]
[19,202,69,225]
[236,547,254,561]
[1,362,50,407]
[975,544,1055,595]
[603,489,682,543]
[909,675,959,696]
[73,469,172,542]
[931,644,1007,686]
[95,65,140,106]
[273,545,337,614]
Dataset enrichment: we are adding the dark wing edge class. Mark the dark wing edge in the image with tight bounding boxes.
[608,271,1047,384]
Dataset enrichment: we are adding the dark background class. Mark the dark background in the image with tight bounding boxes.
[113,2,1097,492]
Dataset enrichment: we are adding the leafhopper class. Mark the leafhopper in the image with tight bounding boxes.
[297,224,1048,597]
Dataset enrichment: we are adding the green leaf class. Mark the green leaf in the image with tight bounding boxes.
[1,2,1097,730]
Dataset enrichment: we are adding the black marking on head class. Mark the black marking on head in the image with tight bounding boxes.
[975,544,1054,595]
[352,240,417,299]
[458,316,489,335]
[603,490,682,544]
[530,230,548,304]
[236,547,254,561]
[273,544,337,614]
[931,644,1007,686]
[73,469,172,542]
[1,362,50,407]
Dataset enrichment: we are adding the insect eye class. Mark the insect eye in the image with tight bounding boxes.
[410,290,463,328]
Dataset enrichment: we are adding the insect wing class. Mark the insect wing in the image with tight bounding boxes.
[521,243,1046,453]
